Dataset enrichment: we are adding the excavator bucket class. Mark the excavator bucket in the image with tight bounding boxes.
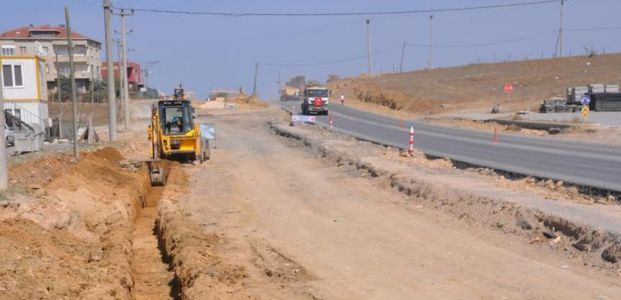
[147,160,166,186]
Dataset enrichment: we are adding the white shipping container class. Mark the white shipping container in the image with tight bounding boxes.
[605,84,619,93]
[589,84,605,93]
[0,56,48,129]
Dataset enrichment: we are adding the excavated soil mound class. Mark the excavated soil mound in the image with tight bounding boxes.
[0,147,149,299]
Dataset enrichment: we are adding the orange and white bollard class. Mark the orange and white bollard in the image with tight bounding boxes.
[329,116,333,129]
[408,126,415,155]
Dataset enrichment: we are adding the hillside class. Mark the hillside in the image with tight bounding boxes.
[330,53,621,116]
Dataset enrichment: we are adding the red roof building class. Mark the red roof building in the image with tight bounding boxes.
[1,24,94,40]
[0,24,102,93]
[101,61,143,91]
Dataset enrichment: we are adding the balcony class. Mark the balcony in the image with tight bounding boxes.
[52,55,89,63]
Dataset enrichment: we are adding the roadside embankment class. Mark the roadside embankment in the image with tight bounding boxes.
[269,121,621,273]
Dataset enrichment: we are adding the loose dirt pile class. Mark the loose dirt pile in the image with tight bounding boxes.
[330,53,621,116]
[270,121,621,274]
[0,147,149,298]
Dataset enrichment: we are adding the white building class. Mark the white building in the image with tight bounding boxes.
[1,56,48,129]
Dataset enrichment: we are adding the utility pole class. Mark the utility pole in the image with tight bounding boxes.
[366,19,372,78]
[66,6,79,159]
[399,42,406,73]
[0,57,7,191]
[428,15,433,69]
[142,60,159,96]
[143,68,149,90]
[55,50,63,139]
[115,38,124,125]
[119,8,133,130]
[90,65,94,104]
[103,0,117,142]
[252,62,259,96]
[559,0,564,57]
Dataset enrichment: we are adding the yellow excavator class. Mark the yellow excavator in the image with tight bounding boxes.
[147,85,209,186]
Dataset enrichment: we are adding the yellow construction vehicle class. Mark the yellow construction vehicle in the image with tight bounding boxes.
[147,85,209,185]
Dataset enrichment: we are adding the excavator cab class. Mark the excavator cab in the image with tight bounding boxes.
[147,86,209,186]
[160,101,194,135]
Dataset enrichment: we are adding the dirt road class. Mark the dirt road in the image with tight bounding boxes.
[179,110,621,299]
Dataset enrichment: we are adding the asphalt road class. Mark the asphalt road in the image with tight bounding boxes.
[281,101,621,192]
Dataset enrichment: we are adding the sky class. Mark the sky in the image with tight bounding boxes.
[3,0,621,99]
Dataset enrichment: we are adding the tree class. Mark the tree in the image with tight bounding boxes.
[86,79,108,103]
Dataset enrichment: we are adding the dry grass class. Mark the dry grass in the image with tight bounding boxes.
[330,53,621,116]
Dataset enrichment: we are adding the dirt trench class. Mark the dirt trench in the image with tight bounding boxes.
[132,185,178,299]
[0,147,180,299]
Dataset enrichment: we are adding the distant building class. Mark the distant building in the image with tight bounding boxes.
[0,24,102,94]
[1,56,48,128]
[208,89,243,101]
[101,61,142,92]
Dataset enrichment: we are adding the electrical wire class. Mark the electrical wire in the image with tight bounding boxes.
[407,31,557,48]
[110,0,563,17]
[262,46,401,67]
[565,25,621,32]
[404,25,621,48]
[260,23,621,67]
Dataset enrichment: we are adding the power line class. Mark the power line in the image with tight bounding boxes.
[261,46,401,67]
[408,31,557,48]
[403,24,621,49]
[110,0,563,17]
[566,25,621,32]
[261,23,621,68]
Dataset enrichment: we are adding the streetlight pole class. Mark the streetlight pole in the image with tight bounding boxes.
[399,42,406,73]
[559,0,564,57]
[366,19,372,78]
[428,15,433,69]
[252,62,259,96]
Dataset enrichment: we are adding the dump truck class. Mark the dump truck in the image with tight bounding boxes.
[300,86,330,115]
[147,85,209,185]
[280,86,300,101]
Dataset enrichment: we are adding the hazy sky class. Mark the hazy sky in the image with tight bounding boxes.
[3,0,621,99]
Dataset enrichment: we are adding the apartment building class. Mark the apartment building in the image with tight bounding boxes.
[0,24,102,94]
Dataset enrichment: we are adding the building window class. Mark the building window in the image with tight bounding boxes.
[42,46,49,56]
[2,65,13,86]
[13,65,22,86]
[19,46,27,55]
[2,64,23,87]
[1,45,15,56]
